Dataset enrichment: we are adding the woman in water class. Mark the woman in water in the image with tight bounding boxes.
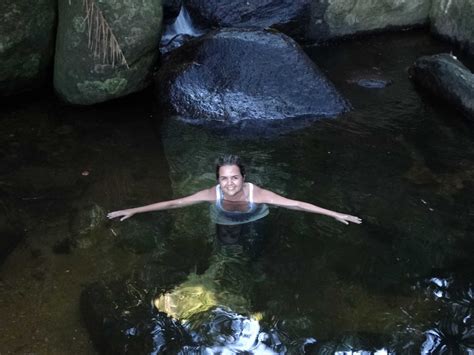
[107,155,361,225]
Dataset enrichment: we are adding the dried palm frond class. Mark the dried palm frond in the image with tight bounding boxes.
[82,0,129,68]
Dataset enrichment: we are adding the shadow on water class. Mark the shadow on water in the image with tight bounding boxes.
[1,30,474,353]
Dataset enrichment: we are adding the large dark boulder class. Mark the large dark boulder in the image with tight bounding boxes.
[156,28,350,125]
[409,53,474,118]
[0,0,56,96]
[184,0,311,40]
[54,0,162,105]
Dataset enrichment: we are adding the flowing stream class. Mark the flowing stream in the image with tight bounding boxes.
[0,29,473,354]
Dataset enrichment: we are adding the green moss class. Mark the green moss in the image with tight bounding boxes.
[73,16,87,33]
[77,77,127,96]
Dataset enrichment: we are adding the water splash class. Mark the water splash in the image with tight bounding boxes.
[162,6,202,42]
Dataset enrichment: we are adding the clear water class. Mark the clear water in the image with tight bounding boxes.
[1,30,473,354]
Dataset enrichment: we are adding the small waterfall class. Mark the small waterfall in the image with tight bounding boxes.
[162,6,201,41]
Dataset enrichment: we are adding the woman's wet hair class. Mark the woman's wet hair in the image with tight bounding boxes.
[215,154,246,179]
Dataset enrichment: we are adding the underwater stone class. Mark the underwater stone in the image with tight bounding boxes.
[81,279,192,353]
[70,203,106,249]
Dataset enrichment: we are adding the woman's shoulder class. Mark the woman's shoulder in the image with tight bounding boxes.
[247,182,262,189]
[247,182,264,197]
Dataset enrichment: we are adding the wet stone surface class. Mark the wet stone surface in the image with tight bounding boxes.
[156,28,350,127]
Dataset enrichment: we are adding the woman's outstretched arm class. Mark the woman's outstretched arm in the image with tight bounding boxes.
[107,188,215,221]
[254,186,362,225]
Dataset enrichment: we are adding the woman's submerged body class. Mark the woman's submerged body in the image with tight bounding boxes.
[107,161,362,225]
[211,181,269,225]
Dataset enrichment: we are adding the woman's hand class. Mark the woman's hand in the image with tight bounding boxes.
[107,209,135,221]
[334,213,362,225]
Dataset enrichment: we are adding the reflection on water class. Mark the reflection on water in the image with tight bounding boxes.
[1,30,474,353]
[182,307,284,354]
[421,277,474,354]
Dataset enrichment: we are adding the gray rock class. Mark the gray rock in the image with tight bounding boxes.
[409,53,474,118]
[0,0,56,96]
[309,0,430,42]
[184,0,311,40]
[54,0,162,105]
[156,28,350,125]
[430,0,474,56]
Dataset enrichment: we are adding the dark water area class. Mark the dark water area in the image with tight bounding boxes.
[1,30,474,353]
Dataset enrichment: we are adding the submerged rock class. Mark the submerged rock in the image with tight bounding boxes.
[430,0,474,56]
[346,70,393,89]
[70,203,106,249]
[156,28,350,124]
[349,78,393,89]
[81,279,192,354]
[409,53,474,118]
[184,0,311,40]
[54,0,162,105]
[309,0,430,42]
[0,0,56,96]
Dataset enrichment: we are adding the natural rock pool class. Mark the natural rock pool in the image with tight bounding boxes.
[1,29,473,354]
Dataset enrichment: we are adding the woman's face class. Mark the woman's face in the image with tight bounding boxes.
[218,165,244,198]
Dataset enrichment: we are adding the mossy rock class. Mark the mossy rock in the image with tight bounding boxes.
[54,0,163,105]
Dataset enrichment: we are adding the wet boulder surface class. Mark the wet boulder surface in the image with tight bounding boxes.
[184,0,311,39]
[156,28,350,127]
[409,53,474,119]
